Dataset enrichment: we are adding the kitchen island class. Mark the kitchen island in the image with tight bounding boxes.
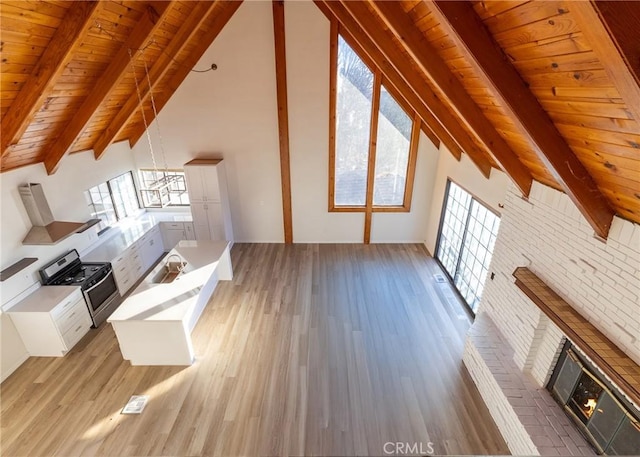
[107,240,232,365]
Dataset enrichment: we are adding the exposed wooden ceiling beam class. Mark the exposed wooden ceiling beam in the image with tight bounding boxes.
[44,2,172,175]
[318,0,493,177]
[1,1,101,157]
[571,1,640,123]
[128,1,243,148]
[93,1,217,160]
[369,0,533,197]
[428,0,615,238]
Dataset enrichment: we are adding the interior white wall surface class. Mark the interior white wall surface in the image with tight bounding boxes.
[424,147,510,254]
[283,1,363,242]
[131,1,284,242]
[0,142,137,381]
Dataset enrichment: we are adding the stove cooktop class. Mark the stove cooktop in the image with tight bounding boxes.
[53,264,103,286]
[40,249,112,289]
[51,263,106,286]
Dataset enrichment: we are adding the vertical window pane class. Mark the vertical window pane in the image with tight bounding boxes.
[109,172,139,219]
[334,36,374,206]
[86,183,116,227]
[436,182,471,278]
[373,85,411,206]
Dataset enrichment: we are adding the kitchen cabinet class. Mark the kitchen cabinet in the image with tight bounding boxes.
[184,159,233,243]
[112,226,167,296]
[8,286,92,357]
[112,248,137,295]
[140,225,164,271]
[160,221,194,250]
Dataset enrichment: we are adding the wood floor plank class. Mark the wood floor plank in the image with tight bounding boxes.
[1,243,508,456]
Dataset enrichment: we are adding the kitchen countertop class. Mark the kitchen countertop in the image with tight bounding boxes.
[108,240,229,323]
[7,285,81,313]
[84,211,192,262]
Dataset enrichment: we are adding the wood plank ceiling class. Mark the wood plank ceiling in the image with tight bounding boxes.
[1,1,241,173]
[1,1,639,237]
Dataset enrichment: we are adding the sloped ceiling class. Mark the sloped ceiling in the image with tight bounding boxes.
[1,0,241,172]
[1,0,639,237]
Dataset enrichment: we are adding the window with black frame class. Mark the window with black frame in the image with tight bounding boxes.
[436,180,500,314]
[138,169,189,208]
[85,171,140,231]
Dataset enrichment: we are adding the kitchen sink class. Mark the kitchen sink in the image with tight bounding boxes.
[151,260,187,284]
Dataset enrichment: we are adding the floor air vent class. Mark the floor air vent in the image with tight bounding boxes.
[121,395,149,414]
[434,274,447,283]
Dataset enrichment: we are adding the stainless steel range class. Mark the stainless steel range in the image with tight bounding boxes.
[39,249,119,327]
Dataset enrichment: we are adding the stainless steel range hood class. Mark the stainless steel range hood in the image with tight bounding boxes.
[19,183,99,245]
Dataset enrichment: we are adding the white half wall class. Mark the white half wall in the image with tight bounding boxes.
[0,141,138,381]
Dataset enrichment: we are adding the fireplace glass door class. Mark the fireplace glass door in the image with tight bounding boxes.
[568,372,604,424]
[548,344,640,455]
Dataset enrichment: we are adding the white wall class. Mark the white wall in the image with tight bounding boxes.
[285,1,363,242]
[136,1,439,244]
[424,145,510,254]
[0,141,138,381]
[131,1,284,243]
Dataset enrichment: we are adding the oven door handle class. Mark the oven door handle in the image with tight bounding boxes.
[84,269,114,293]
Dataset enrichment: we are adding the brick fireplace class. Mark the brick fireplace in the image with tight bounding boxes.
[462,182,640,456]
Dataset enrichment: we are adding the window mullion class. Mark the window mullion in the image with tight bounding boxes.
[454,199,475,283]
[364,70,382,244]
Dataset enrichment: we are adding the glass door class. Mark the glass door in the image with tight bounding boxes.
[436,181,501,314]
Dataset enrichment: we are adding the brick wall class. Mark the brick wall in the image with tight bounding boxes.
[480,182,640,377]
[464,313,595,456]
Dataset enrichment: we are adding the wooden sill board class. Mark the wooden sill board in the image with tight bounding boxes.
[513,266,640,407]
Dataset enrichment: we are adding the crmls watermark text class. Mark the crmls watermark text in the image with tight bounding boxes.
[383,441,435,455]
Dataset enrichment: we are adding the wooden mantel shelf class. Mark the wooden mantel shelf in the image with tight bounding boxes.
[513,267,640,407]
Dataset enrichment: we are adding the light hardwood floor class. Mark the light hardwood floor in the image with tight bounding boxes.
[1,244,508,456]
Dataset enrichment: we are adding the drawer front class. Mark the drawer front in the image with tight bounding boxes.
[130,250,143,270]
[114,268,133,295]
[163,222,184,230]
[62,312,91,350]
[55,299,89,334]
[51,289,83,320]
[130,259,144,282]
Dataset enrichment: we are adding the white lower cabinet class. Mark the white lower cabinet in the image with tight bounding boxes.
[112,227,165,296]
[140,226,164,271]
[160,221,194,249]
[8,286,92,357]
[112,249,135,295]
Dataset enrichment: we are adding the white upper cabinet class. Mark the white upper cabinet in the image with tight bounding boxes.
[184,159,234,244]
[185,162,221,203]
